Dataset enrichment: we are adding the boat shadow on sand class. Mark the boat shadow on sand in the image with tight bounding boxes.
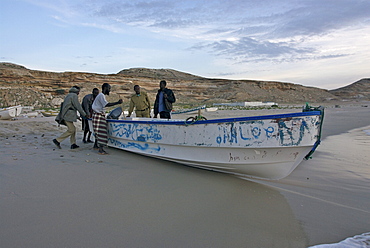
[103,148,309,247]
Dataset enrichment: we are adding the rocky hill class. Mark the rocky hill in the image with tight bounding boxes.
[0,62,367,109]
[329,78,370,100]
[118,67,203,81]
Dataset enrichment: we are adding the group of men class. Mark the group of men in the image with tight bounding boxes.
[126,80,176,119]
[53,80,175,155]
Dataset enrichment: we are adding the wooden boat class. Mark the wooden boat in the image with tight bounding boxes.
[0,105,22,120]
[0,107,16,120]
[41,110,58,117]
[106,105,324,180]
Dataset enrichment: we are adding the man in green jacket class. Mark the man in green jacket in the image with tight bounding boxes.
[53,86,88,149]
[127,85,151,118]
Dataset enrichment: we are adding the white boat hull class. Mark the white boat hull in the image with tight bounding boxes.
[106,110,324,180]
[0,108,16,120]
[22,111,39,118]
[0,105,22,120]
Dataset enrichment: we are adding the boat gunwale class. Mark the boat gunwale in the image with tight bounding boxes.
[107,110,322,125]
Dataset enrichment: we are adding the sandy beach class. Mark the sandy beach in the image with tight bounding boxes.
[1,102,369,247]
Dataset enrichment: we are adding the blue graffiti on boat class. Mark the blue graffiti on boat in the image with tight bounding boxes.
[277,118,311,146]
[216,122,239,144]
[109,123,162,142]
[216,120,277,145]
[108,137,162,153]
[215,117,316,146]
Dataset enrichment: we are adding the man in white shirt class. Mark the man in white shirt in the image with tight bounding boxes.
[92,83,122,155]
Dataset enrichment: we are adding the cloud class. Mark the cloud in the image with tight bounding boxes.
[267,0,370,38]
[89,1,187,27]
[29,0,370,38]
[75,56,94,59]
[42,1,368,41]
[75,0,369,58]
[190,37,318,63]
[21,0,370,76]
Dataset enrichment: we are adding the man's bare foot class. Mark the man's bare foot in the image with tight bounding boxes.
[98,148,109,155]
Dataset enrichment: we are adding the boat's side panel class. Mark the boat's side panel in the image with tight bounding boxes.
[108,115,321,148]
[106,112,322,179]
[107,137,311,179]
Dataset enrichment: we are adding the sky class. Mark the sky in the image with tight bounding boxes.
[1,0,370,90]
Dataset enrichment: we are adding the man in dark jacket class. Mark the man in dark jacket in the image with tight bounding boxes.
[154,80,176,119]
[81,88,99,143]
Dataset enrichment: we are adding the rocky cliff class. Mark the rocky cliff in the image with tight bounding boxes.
[0,62,367,109]
[329,78,370,100]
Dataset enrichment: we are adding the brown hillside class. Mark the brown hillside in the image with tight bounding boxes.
[118,68,203,81]
[330,79,370,100]
[0,62,343,109]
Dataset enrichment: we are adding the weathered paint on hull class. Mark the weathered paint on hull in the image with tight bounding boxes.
[107,111,323,180]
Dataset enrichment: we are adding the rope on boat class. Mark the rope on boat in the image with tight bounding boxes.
[303,103,325,160]
[184,115,208,126]
[184,108,208,126]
